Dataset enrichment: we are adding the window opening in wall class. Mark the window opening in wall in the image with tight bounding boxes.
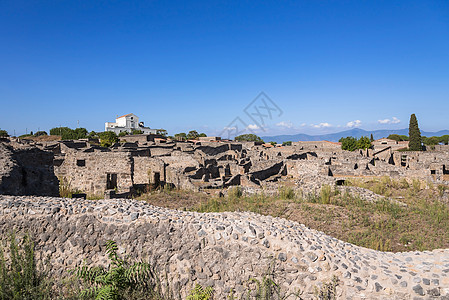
[107,173,118,190]
[76,159,86,167]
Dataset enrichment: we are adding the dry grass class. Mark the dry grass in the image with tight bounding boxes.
[137,179,449,252]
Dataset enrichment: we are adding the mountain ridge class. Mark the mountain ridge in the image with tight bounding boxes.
[261,128,449,143]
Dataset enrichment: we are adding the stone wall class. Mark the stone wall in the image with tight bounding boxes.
[0,142,58,196]
[55,150,134,195]
[1,195,448,300]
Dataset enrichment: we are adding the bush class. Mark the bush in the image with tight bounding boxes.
[34,131,47,137]
[132,129,143,135]
[0,233,54,299]
[0,129,9,137]
[339,136,372,151]
[320,185,332,204]
[235,134,264,143]
[186,284,213,300]
[49,127,88,140]
[228,186,243,198]
[279,186,295,199]
[73,240,159,300]
[98,131,119,147]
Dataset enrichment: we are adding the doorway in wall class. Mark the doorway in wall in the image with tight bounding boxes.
[106,173,118,190]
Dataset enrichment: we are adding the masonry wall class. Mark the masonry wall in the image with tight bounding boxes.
[55,151,133,195]
[1,195,448,300]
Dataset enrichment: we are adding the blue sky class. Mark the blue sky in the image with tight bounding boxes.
[1,0,448,137]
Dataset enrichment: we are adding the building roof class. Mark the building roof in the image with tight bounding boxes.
[117,113,134,119]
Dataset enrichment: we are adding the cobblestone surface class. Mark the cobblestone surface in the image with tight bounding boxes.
[1,195,448,299]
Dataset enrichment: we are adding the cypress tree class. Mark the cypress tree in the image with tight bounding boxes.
[408,113,422,151]
[370,133,374,142]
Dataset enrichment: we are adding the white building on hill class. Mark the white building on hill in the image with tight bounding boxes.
[105,113,158,134]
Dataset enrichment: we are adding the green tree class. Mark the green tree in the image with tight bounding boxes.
[174,133,187,141]
[88,131,98,139]
[187,130,199,140]
[34,131,47,137]
[0,130,9,137]
[98,131,118,147]
[235,134,264,143]
[387,134,408,142]
[282,141,292,146]
[73,128,88,139]
[440,135,449,145]
[423,136,440,146]
[357,136,372,150]
[131,129,143,135]
[269,141,276,146]
[198,133,207,137]
[370,133,374,142]
[408,113,422,151]
[156,129,167,137]
[118,131,128,137]
[339,136,358,151]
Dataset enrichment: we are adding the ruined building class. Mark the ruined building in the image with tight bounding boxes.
[1,134,448,198]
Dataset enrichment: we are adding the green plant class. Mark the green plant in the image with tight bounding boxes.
[187,130,200,140]
[313,275,339,300]
[0,232,53,300]
[186,284,213,300]
[73,240,156,300]
[438,184,447,197]
[0,129,9,137]
[320,185,332,204]
[278,186,295,200]
[98,131,119,147]
[228,186,243,198]
[408,113,422,151]
[234,134,264,143]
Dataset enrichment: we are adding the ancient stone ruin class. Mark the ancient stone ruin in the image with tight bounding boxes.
[1,137,449,299]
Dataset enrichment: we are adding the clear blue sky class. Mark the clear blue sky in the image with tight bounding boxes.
[1,0,448,137]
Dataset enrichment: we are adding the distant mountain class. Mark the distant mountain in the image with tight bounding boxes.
[262,128,449,144]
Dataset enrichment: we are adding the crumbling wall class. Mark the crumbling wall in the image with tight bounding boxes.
[54,150,133,195]
[0,142,59,196]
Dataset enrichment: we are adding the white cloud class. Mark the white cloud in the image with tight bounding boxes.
[378,117,400,124]
[247,124,260,130]
[346,120,362,128]
[276,121,293,128]
[300,123,307,127]
[391,117,400,124]
[312,122,332,129]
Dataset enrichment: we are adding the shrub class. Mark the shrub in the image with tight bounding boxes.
[228,186,243,198]
[34,131,47,137]
[279,186,295,200]
[72,240,158,300]
[132,129,143,135]
[98,131,119,147]
[0,233,53,299]
[186,284,213,300]
[235,134,264,143]
[49,127,88,140]
[320,185,332,204]
[0,129,9,137]
[313,275,339,300]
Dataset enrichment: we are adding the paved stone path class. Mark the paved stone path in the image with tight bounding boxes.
[0,195,448,299]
